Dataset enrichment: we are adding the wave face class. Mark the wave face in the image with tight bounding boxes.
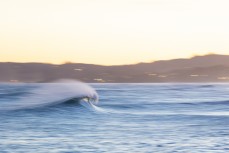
[0,80,99,111]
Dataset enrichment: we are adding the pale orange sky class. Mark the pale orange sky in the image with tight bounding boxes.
[0,0,229,65]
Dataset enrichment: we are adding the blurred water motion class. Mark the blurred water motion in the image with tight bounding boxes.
[0,83,229,152]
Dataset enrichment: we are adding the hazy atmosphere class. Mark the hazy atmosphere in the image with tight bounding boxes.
[1,1,229,153]
[1,0,229,65]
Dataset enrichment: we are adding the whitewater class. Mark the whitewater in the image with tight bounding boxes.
[1,82,229,152]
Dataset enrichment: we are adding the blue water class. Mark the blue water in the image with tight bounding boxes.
[1,82,229,152]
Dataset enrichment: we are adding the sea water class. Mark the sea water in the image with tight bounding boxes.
[0,82,229,152]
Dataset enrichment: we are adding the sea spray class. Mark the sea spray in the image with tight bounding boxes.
[0,80,99,111]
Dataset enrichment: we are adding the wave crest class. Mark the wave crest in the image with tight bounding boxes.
[0,80,99,111]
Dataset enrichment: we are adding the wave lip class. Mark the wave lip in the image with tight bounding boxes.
[0,80,99,111]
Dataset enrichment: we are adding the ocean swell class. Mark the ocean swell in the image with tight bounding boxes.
[0,80,99,111]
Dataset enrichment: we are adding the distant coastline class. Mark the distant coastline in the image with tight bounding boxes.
[1,54,229,83]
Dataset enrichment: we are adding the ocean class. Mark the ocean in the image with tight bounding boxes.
[0,82,229,153]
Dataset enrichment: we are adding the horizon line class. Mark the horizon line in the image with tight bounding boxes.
[0,53,228,66]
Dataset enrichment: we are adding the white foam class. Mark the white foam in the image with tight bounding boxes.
[0,80,99,111]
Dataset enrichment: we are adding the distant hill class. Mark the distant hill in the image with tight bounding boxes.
[1,54,229,83]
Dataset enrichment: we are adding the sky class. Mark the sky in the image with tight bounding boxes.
[0,0,229,65]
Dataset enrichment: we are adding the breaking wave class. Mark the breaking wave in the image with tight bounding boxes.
[0,80,101,111]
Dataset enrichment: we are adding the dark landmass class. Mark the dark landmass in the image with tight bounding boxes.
[1,54,229,83]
